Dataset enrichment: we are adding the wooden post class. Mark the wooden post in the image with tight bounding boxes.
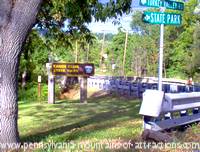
[80,76,87,103]
[38,75,42,101]
[38,83,41,97]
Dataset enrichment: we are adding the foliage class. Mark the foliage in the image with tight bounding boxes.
[18,83,60,102]
[37,0,132,43]
[126,0,200,80]
[165,0,200,79]
[19,0,200,81]
[19,0,133,83]
[20,30,48,81]
[129,11,160,77]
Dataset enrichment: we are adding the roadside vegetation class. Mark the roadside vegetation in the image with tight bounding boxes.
[18,88,200,151]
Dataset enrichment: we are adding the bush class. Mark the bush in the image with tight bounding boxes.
[193,73,200,82]
[167,68,187,79]
[18,83,60,102]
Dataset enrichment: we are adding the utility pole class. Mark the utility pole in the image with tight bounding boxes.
[123,30,128,77]
[87,43,89,62]
[75,40,78,63]
[100,32,105,70]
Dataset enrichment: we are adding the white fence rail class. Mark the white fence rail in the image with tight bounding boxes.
[139,90,200,131]
[88,76,200,130]
[88,76,200,98]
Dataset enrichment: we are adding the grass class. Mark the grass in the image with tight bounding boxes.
[18,89,200,152]
[19,94,142,151]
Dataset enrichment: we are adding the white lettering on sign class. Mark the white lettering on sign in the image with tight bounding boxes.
[166,14,180,24]
[144,12,181,25]
[148,0,162,7]
[150,13,165,24]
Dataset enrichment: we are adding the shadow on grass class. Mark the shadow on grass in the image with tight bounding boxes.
[56,93,112,104]
[20,95,141,143]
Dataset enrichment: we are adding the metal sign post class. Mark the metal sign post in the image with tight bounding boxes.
[140,0,184,91]
[158,7,165,91]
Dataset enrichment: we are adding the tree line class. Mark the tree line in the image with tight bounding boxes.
[21,0,200,83]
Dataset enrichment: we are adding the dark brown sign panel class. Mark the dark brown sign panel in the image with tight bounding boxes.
[52,63,95,76]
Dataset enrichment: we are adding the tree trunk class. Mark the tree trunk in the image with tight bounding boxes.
[0,60,20,144]
[0,0,43,147]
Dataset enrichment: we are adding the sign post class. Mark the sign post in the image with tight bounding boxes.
[46,63,55,104]
[140,0,184,91]
[38,75,42,101]
[80,77,88,103]
[158,7,165,91]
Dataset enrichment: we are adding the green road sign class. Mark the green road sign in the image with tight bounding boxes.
[142,11,182,25]
[140,0,184,11]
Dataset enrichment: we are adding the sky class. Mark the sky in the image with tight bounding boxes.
[87,13,134,34]
[87,0,190,33]
[88,0,144,33]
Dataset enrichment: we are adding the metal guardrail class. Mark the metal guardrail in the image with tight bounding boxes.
[88,76,200,131]
[139,90,200,131]
[87,76,200,98]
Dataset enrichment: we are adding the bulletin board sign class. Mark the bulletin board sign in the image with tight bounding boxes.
[52,63,95,77]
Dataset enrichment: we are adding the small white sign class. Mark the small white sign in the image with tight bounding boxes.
[112,64,116,70]
[139,90,164,117]
[38,76,42,83]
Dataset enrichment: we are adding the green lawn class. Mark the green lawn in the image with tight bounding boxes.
[19,95,142,151]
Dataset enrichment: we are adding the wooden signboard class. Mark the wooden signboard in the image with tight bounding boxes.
[52,63,95,77]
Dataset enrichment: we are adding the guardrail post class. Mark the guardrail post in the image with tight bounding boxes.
[193,108,199,114]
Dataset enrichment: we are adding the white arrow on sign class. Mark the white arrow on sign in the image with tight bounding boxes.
[145,14,150,21]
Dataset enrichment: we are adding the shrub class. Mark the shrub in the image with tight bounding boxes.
[18,83,60,102]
